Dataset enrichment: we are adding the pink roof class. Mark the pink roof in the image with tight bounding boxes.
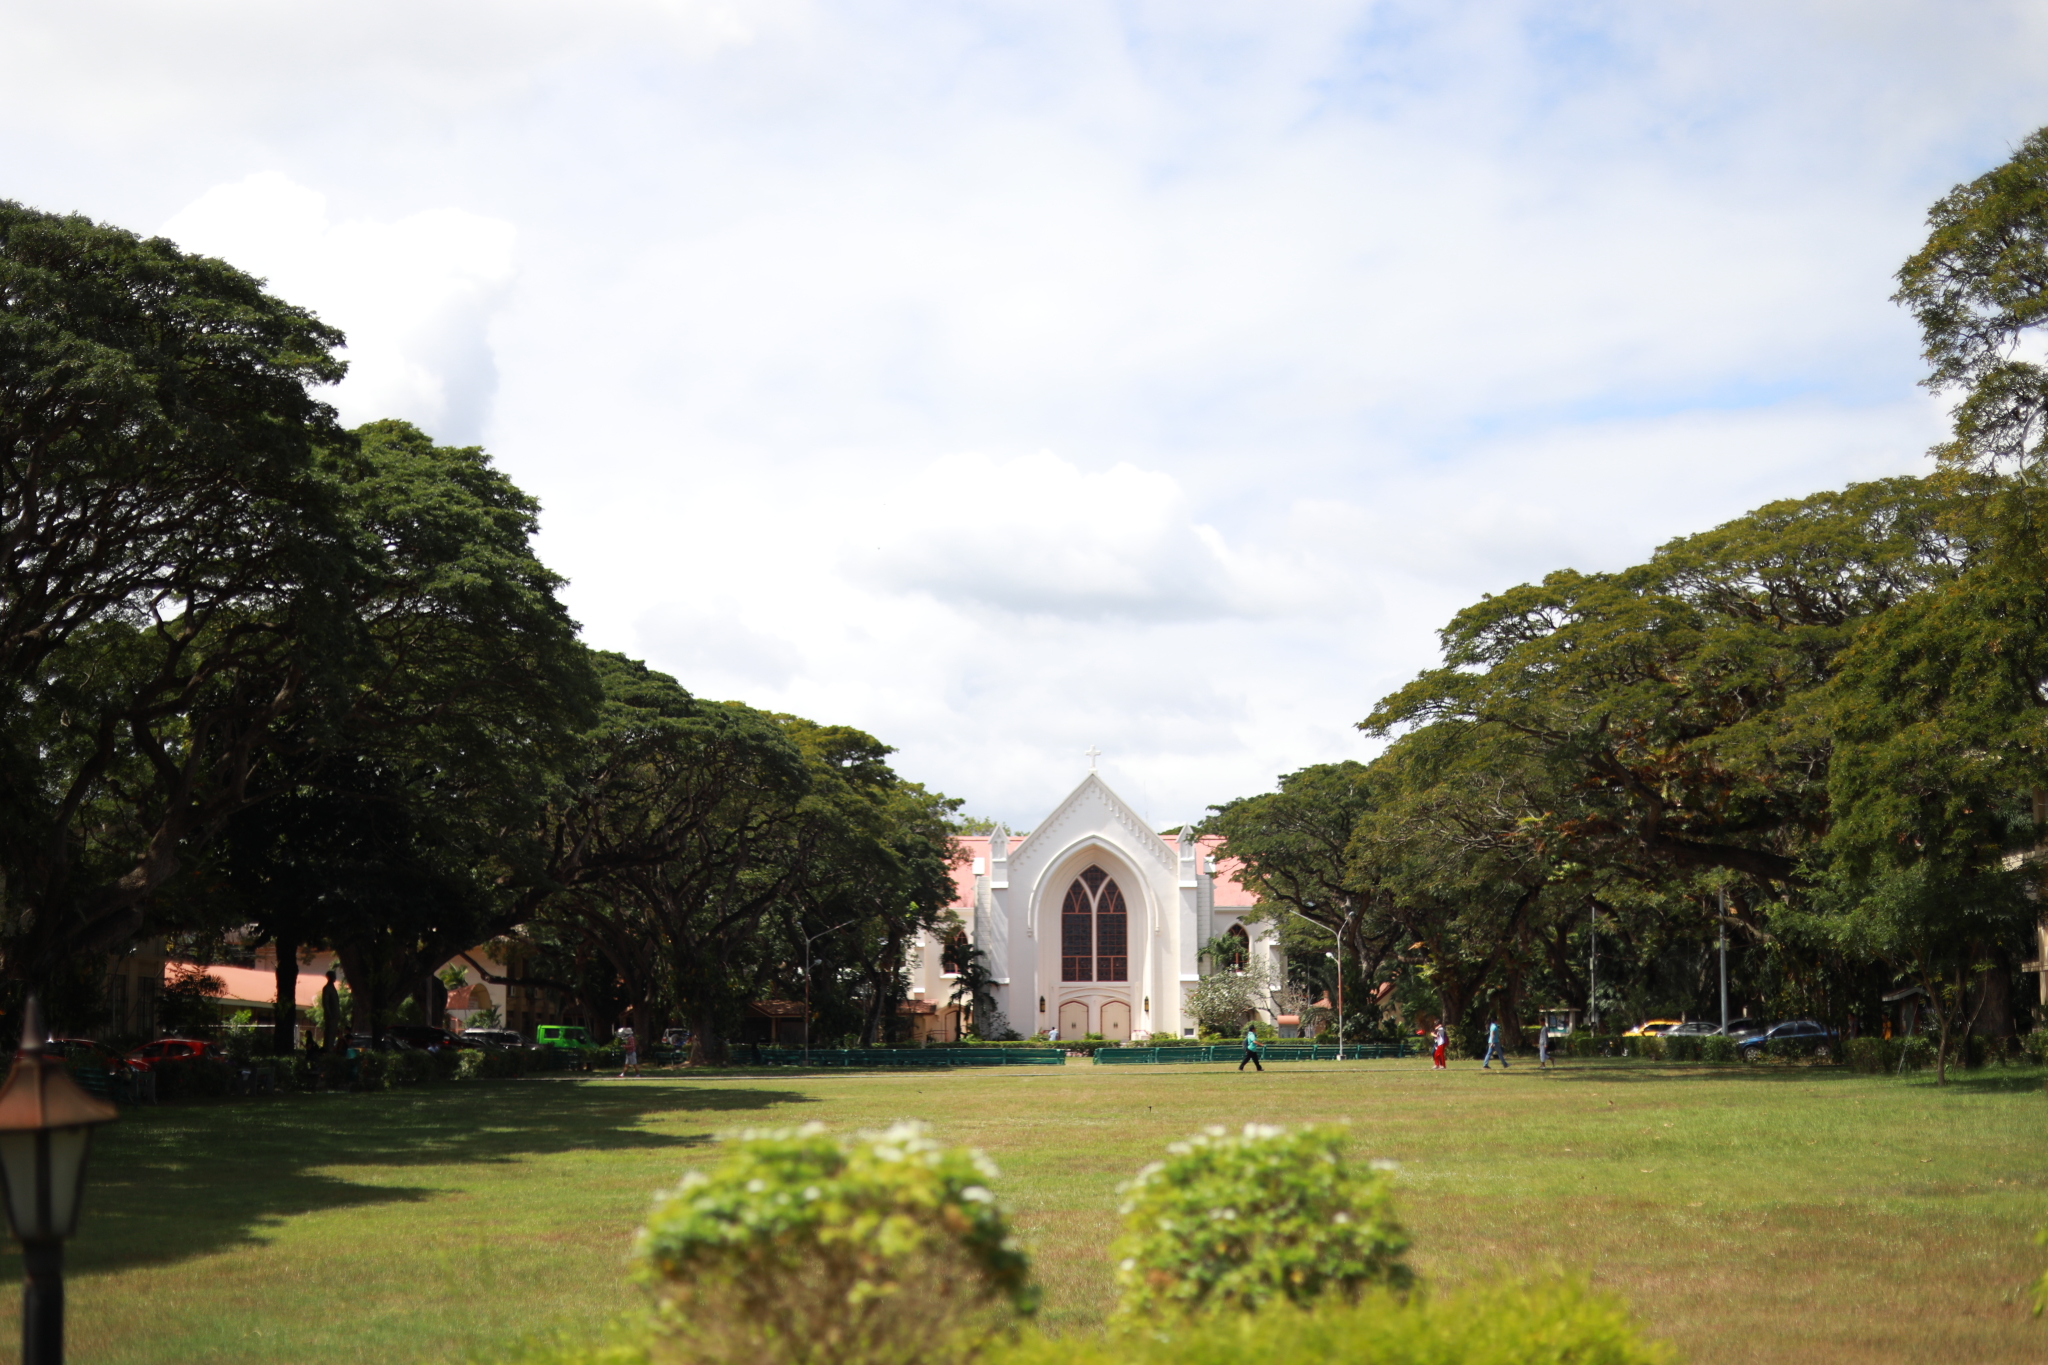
[941,832,1259,909]
[947,835,991,909]
[170,961,327,1009]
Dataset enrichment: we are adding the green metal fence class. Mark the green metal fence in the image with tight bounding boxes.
[1093,1040,1419,1064]
[742,1046,1066,1068]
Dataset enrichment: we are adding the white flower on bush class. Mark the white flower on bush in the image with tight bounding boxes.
[1111,1123,1411,1321]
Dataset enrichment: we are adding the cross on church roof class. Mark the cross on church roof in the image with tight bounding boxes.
[1084,745,1102,770]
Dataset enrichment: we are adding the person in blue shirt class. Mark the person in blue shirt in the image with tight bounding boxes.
[1238,1023,1263,1072]
[1482,1018,1509,1069]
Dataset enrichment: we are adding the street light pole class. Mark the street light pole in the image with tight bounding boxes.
[802,920,855,1064]
[1287,906,1351,1060]
[0,996,118,1365]
[1335,911,1355,1061]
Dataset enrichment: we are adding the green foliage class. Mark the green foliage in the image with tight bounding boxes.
[1662,1034,1703,1062]
[0,199,355,984]
[1893,125,2048,474]
[1206,762,1393,988]
[2021,1030,2048,1066]
[1182,957,1274,1037]
[994,1279,1667,1365]
[1111,1125,1409,1321]
[1842,1036,1938,1072]
[158,968,228,1039]
[631,1122,1033,1365]
[1762,1035,1831,1062]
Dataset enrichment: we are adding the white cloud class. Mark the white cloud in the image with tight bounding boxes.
[158,173,517,442]
[6,1,2045,826]
[853,450,1301,620]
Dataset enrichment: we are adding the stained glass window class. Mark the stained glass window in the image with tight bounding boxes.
[1060,865,1128,983]
[1061,880,1093,981]
[1096,880,1128,982]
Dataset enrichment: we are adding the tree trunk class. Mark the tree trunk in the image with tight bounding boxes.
[1970,956,2013,1044]
[335,943,385,1045]
[859,970,885,1047]
[688,1009,727,1066]
[273,933,299,1054]
[1436,975,1472,1056]
[1935,966,1955,1086]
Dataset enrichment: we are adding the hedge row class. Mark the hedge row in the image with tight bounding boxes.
[1563,1034,1738,1063]
[1845,1033,2048,1072]
[146,1043,622,1101]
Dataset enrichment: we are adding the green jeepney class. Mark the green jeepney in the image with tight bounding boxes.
[535,1024,595,1050]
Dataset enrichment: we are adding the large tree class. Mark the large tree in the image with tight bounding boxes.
[199,419,598,1044]
[0,202,358,990]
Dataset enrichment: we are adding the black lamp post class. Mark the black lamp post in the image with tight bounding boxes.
[0,997,118,1365]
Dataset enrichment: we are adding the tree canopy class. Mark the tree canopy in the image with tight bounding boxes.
[1209,129,2048,1076]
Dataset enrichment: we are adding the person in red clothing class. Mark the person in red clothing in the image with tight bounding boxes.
[1431,1022,1448,1070]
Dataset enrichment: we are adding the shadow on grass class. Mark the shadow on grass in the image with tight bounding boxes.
[27,1080,812,1279]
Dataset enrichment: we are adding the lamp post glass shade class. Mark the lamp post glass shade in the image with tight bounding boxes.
[0,1128,93,1242]
[0,998,117,1242]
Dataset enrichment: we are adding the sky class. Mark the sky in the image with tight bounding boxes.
[4,1,2046,828]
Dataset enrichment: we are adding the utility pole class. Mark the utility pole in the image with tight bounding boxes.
[1717,888,1729,1032]
[1336,915,1347,1062]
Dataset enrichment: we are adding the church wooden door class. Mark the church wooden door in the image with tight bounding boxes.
[1098,1000,1131,1041]
[1058,1001,1088,1039]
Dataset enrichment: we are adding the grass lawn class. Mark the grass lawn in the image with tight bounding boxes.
[11,1056,2045,1364]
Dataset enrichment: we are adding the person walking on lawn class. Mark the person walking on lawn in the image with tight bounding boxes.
[1431,1022,1448,1070]
[1537,1021,1552,1070]
[1482,1018,1509,1069]
[1239,1023,1263,1071]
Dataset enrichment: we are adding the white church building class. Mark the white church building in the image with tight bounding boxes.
[906,770,1282,1041]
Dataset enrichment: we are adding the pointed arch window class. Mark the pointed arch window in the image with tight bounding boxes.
[1061,865,1129,982]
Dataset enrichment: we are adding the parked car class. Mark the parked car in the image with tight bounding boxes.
[1717,1018,1769,1039]
[386,1025,470,1051]
[1621,1020,1684,1037]
[535,1024,595,1050]
[346,1032,410,1052]
[53,1038,148,1074]
[128,1038,220,1066]
[458,1028,525,1049]
[1741,1019,1836,1061]
[1663,1021,1721,1038]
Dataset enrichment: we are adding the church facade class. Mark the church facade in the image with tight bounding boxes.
[907,771,1280,1040]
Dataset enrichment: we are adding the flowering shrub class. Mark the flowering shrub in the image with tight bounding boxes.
[1111,1124,1409,1321]
[632,1122,1034,1365]
[994,1277,1669,1365]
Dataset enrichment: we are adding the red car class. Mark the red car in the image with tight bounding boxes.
[53,1038,149,1074]
[127,1038,220,1066]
